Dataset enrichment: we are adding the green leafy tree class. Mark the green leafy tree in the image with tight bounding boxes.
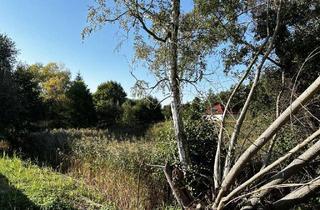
[122,97,164,132]
[93,81,127,127]
[66,73,96,128]
[182,97,205,120]
[161,104,172,120]
[137,97,164,124]
[13,65,44,130]
[28,63,71,128]
[28,63,71,102]
[0,34,20,137]
[121,99,138,126]
[253,1,320,87]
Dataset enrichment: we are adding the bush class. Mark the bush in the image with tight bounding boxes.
[147,119,217,197]
[121,97,164,132]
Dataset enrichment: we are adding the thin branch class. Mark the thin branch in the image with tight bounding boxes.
[134,13,169,42]
[214,72,320,209]
[221,0,283,182]
[213,40,267,192]
[290,46,320,104]
[218,128,320,209]
[213,12,282,68]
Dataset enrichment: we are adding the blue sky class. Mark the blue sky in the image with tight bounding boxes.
[0,0,232,103]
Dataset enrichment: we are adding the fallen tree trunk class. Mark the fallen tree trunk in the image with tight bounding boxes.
[214,75,320,209]
[248,136,320,207]
[218,128,320,208]
[273,177,320,209]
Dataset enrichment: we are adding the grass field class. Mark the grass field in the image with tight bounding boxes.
[0,155,116,210]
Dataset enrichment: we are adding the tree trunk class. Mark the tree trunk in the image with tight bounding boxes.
[273,177,320,209]
[214,75,320,209]
[169,0,190,168]
[250,137,320,205]
[217,128,320,209]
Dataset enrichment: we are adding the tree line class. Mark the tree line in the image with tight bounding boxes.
[0,34,164,142]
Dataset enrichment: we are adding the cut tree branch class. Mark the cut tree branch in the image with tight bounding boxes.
[248,134,320,206]
[273,177,320,209]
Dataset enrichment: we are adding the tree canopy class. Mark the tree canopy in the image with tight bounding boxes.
[66,73,96,128]
[93,81,127,127]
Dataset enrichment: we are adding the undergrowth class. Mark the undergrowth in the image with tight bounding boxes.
[22,119,215,209]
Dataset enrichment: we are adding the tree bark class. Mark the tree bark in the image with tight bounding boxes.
[273,177,320,209]
[169,0,190,168]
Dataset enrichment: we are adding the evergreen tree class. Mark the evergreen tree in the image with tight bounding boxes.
[0,34,20,137]
[66,73,96,128]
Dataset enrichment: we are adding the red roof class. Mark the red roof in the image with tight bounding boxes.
[206,102,225,115]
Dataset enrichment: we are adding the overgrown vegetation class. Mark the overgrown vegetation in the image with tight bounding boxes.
[0,155,115,209]
[1,0,320,209]
[20,118,216,209]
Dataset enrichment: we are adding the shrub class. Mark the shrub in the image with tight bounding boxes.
[121,97,164,133]
[147,119,217,197]
[22,118,217,209]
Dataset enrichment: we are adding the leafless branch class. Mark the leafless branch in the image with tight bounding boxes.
[214,72,320,209]
[222,0,283,182]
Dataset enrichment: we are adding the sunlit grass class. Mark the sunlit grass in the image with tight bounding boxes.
[0,155,116,210]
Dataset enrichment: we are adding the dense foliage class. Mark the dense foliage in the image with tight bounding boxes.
[121,97,164,129]
[93,81,127,128]
[0,34,19,138]
[66,73,96,128]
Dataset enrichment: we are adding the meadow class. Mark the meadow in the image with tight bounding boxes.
[18,125,177,209]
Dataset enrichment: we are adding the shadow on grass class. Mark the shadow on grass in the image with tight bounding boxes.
[0,174,39,210]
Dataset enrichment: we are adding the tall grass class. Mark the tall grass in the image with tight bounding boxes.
[23,127,177,209]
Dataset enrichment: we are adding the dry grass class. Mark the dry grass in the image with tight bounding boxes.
[24,128,176,210]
